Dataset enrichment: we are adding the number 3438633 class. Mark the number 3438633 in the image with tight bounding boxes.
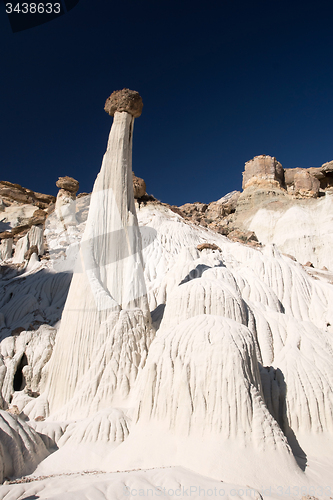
[5,3,61,14]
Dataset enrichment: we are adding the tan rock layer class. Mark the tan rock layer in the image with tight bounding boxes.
[133,173,146,198]
[242,155,284,190]
[104,88,143,118]
[56,176,79,193]
[0,181,55,208]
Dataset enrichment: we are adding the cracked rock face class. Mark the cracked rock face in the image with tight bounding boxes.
[242,155,284,190]
[104,89,143,118]
[294,169,320,197]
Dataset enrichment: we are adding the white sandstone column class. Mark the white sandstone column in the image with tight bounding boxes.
[45,89,152,416]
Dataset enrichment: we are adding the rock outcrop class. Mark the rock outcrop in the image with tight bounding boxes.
[0,181,55,209]
[285,162,333,195]
[232,155,333,268]
[294,169,320,197]
[242,155,284,190]
[178,191,240,234]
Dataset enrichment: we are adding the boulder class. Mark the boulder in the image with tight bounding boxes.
[29,209,47,226]
[197,243,221,251]
[294,170,320,197]
[321,160,333,173]
[204,202,225,221]
[228,229,259,244]
[285,165,333,192]
[56,176,79,194]
[284,168,298,187]
[104,88,143,118]
[133,173,146,198]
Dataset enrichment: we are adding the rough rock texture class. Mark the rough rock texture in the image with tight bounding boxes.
[56,176,79,194]
[104,89,143,118]
[284,168,321,197]
[0,239,12,260]
[30,209,47,225]
[284,164,333,194]
[0,181,55,209]
[107,315,302,487]
[24,245,38,261]
[178,191,240,235]
[133,172,146,198]
[197,243,221,251]
[227,229,259,245]
[294,169,320,197]
[242,155,284,190]
[0,410,49,482]
[0,325,56,406]
[321,159,333,173]
[0,263,71,340]
[13,225,44,263]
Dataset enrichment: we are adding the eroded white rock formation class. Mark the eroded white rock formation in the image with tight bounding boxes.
[55,176,79,228]
[0,410,49,482]
[44,89,154,419]
[106,314,304,488]
[1,113,333,493]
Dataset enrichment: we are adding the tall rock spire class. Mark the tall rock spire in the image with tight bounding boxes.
[44,89,154,418]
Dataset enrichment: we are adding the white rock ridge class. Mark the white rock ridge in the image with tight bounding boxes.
[44,90,154,419]
[0,410,49,483]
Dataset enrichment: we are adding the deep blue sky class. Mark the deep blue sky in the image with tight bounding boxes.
[1,0,333,205]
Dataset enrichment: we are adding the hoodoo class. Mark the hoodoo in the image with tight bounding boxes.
[44,89,154,419]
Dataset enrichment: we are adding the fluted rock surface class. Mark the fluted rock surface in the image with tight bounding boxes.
[0,410,49,482]
[44,98,153,418]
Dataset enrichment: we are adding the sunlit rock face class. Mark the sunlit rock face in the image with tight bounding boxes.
[44,92,154,419]
[232,155,333,270]
[242,155,285,190]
